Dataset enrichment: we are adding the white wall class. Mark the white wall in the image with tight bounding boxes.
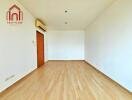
[85,0,132,92]
[0,0,47,92]
[48,31,84,60]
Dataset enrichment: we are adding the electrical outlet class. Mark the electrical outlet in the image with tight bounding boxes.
[5,75,15,82]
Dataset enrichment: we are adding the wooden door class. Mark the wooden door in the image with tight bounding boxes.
[36,31,44,68]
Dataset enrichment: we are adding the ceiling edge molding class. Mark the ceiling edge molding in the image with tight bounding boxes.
[84,0,117,30]
[16,0,36,19]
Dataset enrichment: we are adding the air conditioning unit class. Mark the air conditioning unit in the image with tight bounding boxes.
[35,19,47,32]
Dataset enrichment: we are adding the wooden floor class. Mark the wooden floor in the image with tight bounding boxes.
[0,61,132,100]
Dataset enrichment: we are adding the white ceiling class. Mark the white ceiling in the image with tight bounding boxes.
[17,0,114,30]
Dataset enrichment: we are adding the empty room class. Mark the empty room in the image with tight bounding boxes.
[0,0,132,100]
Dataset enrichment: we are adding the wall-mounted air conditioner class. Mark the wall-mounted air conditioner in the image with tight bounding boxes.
[35,19,47,32]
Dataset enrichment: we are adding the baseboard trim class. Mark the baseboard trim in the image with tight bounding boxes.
[84,60,132,94]
[48,60,85,61]
[0,67,37,95]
